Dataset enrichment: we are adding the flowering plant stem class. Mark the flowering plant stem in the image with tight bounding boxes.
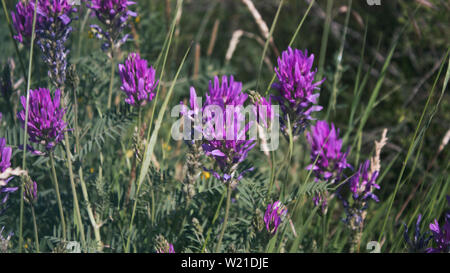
[18,0,38,252]
[215,181,232,252]
[107,52,116,109]
[63,129,86,249]
[30,205,40,252]
[49,151,67,242]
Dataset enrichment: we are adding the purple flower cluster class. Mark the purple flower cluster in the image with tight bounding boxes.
[17,88,68,150]
[12,0,77,88]
[271,47,324,137]
[264,201,287,234]
[186,76,256,183]
[306,120,351,182]
[118,52,158,107]
[88,0,137,52]
[0,138,17,204]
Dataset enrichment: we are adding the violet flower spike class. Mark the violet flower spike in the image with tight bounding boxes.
[118,52,158,107]
[271,47,324,137]
[17,88,68,150]
[264,201,288,234]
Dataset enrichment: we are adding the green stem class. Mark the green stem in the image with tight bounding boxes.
[18,0,38,252]
[49,151,67,242]
[214,181,232,253]
[107,54,116,109]
[63,129,86,249]
[30,205,40,253]
[78,167,103,251]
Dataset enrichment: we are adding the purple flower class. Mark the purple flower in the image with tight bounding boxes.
[349,160,380,202]
[17,88,68,150]
[0,138,17,204]
[11,0,35,44]
[403,214,431,253]
[118,52,158,106]
[427,219,450,253]
[264,201,287,234]
[88,0,137,52]
[187,76,256,183]
[306,120,351,182]
[271,47,324,137]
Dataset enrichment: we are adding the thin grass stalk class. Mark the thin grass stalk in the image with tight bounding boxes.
[18,0,38,252]
[255,0,284,92]
[49,151,67,242]
[325,0,352,120]
[317,0,333,81]
[30,205,40,252]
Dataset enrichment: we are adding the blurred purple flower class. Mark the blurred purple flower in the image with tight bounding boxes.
[118,52,158,106]
[403,214,431,253]
[254,96,273,129]
[157,243,175,253]
[427,219,450,253]
[17,88,68,150]
[264,201,287,234]
[24,179,38,204]
[271,47,324,137]
[12,0,77,88]
[88,0,137,52]
[306,120,351,182]
[187,76,256,183]
[11,0,35,44]
[0,138,17,204]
